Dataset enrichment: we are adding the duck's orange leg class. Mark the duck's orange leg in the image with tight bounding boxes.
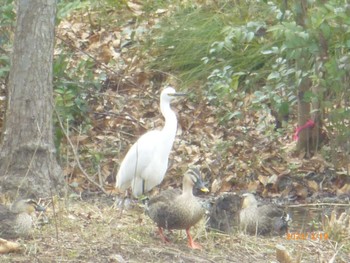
[186,228,202,249]
[158,227,170,243]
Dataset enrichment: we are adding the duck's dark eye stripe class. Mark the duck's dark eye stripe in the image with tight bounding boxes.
[26,200,38,206]
[191,175,196,183]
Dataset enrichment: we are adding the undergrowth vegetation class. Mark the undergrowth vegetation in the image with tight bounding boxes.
[149,0,350,165]
[149,6,229,84]
[0,0,348,183]
[1,0,348,165]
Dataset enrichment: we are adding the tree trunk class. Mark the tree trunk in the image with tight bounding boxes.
[296,77,312,154]
[294,0,323,157]
[0,0,64,198]
[294,0,312,155]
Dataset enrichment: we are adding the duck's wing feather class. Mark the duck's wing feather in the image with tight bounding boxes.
[147,189,188,229]
[0,205,19,238]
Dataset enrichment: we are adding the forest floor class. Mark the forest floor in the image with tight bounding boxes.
[1,1,350,262]
[1,196,349,263]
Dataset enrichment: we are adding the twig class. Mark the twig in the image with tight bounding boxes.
[288,203,350,208]
[54,107,110,195]
[328,244,343,263]
[48,190,59,241]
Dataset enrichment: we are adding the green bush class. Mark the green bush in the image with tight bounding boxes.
[0,0,15,80]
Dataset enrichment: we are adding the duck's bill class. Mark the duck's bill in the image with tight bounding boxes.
[171,92,187,97]
[200,187,209,193]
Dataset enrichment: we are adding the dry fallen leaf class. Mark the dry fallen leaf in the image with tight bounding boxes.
[0,238,22,254]
[275,244,294,263]
[337,183,350,196]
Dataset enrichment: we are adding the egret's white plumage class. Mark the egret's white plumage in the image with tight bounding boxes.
[116,87,185,197]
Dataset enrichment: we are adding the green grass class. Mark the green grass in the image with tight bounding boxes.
[147,2,277,96]
[148,6,230,86]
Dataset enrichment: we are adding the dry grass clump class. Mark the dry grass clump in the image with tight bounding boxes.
[323,209,350,243]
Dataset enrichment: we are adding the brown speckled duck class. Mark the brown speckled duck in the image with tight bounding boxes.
[145,167,209,249]
[0,199,46,239]
[208,192,241,233]
[239,193,290,236]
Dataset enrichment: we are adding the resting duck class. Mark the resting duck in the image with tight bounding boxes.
[239,193,290,236]
[0,199,46,239]
[145,167,209,249]
[208,192,241,233]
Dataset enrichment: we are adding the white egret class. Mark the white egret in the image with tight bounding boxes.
[116,87,186,197]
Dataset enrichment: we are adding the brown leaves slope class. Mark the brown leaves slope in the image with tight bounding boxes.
[55,4,349,202]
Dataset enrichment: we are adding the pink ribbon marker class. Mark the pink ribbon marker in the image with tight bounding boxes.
[293,119,315,141]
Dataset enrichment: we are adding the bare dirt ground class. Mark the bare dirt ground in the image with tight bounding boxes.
[1,196,348,263]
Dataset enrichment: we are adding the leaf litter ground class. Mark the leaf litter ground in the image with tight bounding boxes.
[1,197,348,262]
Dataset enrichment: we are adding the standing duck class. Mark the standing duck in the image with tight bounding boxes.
[145,167,209,249]
[239,193,290,236]
[0,199,46,239]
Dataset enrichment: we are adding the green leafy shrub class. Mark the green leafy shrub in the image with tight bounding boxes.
[53,52,99,150]
[0,0,15,80]
[149,1,280,122]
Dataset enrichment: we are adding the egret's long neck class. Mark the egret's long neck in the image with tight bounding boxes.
[160,99,178,149]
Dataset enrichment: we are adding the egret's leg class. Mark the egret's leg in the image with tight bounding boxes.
[117,189,130,217]
[142,179,145,196]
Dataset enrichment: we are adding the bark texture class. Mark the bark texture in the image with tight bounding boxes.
[0,0,64,198]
